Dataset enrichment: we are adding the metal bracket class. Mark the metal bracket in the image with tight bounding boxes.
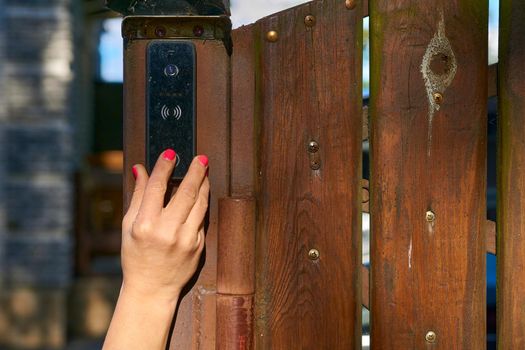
[122,15,232,54]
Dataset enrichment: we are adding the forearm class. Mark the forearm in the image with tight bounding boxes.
[103,286,179,350]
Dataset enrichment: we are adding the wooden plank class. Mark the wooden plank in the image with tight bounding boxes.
[255,0,362,348]
[497,1,525,348]
[369,1,487,348]
[487,220,496,255]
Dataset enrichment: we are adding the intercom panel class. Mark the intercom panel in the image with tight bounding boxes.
[146,40,196,180]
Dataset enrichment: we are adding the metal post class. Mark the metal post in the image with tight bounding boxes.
[113,1,231,347]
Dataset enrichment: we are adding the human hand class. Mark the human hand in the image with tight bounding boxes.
[120,149,210,306]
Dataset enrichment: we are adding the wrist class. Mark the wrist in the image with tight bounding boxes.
[120,281,181,311]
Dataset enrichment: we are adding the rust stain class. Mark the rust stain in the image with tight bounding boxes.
[421,10,457,156]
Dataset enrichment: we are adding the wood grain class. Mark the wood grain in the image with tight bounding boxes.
[369,1,487,348]
[497,0,525,348]
[255,0,363,348]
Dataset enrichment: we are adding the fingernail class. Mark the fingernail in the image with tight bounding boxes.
[163,149,177,161]
[132,166,138,179]
[197,155,209,167]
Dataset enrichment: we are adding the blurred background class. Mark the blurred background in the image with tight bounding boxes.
[0,0,499,349]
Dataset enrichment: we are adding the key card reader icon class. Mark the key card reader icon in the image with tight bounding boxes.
[161,104,182,121]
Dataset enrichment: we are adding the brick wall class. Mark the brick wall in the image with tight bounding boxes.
[0,0,76,348]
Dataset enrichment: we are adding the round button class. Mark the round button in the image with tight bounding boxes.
[164,64,180,77]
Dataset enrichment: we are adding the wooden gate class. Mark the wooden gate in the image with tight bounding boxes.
[121,0,525,348]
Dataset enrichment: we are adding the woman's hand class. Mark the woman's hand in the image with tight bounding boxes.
[103,149,210,350]
[121,149,210,304]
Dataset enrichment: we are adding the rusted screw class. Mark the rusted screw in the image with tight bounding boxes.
[155,26,167,37]
[425,331,437,343]
[193,25,204,37]
[433,92,444,105]
[308,249,320,260]
[304,15,316,27]
[310,161,321,170]
[308,140,319,153]
[426,210,436,223]
[266,30,279,42]
[345,0,357,10]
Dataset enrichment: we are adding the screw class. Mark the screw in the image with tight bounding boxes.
[308,249,320,260]
[304,15,316,27]
[266,30,279,42]
[433,92,444,104]
[345,0,357,10]
[426,210,436,223]
[155,26,166,37]
[425,331,437,343]
[193,25,204,37]
[308,140,319,153]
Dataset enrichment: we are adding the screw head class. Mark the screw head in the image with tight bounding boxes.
[425,331,437,343]
[193,25,204,37]
[310,161,321,170]
[155,26,167,37]
[433,92,444,104]
[304,15,316,27]
[308,249,320,260]
[426,210,436,223]
[345,0,357,10]
[266,30,279,42]
[308,141,319,153]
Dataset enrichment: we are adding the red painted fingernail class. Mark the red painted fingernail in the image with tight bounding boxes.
[197,155,209,167]
[132,166,138,179]
[163,149,176,161]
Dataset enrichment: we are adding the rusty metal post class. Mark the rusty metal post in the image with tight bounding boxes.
[217,198,255,350]
[115,1,232,348]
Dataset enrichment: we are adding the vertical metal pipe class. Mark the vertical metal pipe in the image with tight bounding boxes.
[217,198,256,350]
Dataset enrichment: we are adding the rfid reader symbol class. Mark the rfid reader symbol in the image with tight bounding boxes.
[161,105,182,121]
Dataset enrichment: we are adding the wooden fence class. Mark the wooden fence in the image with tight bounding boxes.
[122,0,525,348]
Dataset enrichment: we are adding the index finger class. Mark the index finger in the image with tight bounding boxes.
[138,149,178,218]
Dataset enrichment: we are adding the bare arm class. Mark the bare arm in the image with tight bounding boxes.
[103,149,209,350]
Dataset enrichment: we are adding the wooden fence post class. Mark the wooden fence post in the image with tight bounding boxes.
[369,1,488,348]
[497,1,525,348]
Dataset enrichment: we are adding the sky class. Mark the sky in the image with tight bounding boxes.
[100,0,500,84]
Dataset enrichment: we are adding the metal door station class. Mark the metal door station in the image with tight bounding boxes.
[146,40,196,179]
